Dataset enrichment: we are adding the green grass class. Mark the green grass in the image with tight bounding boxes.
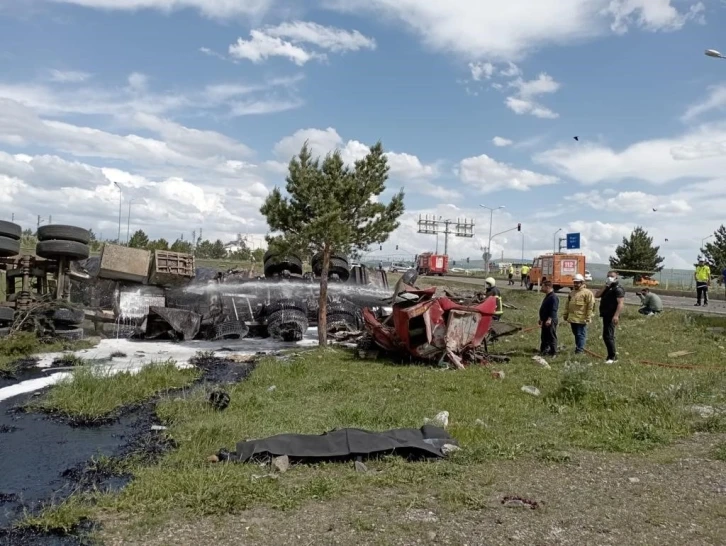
[19,289,726,535]
[0,331,96,376]
[711,441,726,461]
[30,361,200,422]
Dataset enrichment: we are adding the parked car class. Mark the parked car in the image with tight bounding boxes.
[584,270,593,282]
[388,262,412,273]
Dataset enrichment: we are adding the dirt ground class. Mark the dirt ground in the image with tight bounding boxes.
[101,433,726,546]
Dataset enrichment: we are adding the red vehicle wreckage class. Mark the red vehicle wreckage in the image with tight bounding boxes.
[362,286,515,369]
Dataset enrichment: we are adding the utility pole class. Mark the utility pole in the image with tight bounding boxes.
[479,205,505,273]
[114,182,122,244]
[417,215,474,256]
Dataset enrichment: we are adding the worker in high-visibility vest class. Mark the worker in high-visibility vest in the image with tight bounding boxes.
[484,277,504,320]
[695,257,711,306]
[520,264,530,287]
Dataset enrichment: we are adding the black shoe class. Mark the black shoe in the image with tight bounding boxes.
[695,303,702,306]
[704,302,709,306]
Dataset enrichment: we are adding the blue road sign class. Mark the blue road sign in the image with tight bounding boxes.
[566,232,580,249]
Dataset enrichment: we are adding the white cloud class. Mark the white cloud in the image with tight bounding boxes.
[469,61,494,81]
[272,127,438,180]
[44,0,275,19]
[326,0,703,61]
[127,72,148,92]
[505,73,560,118]
[566,189,692,216]
[263,21,376,52]
[457,153,559,193]
[492,136,513,147]
[534,123,726,184]
[229,21,375,65]
[682,84,726,122]
[606,0,705,34]
[0,74,303,119]
[48,69,91,83]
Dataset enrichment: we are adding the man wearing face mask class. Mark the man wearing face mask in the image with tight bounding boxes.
[595,270,626,364]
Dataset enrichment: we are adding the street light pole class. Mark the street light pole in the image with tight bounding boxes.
[113,182,122,244]
[480,204,505,273]
[705,49,726,59]
[553,228,562,253]
[126,198,145,245]
[701,235,713,251]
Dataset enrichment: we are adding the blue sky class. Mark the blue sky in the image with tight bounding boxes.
[0,0,724,267]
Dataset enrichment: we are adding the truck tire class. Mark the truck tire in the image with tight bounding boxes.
[267,308,309,342]
[263,253,303,277]
[0,307,15,324]
[0,327,10,338]
[37,225,91,245]
[52,326,84,341]
[213,320,249,341]
[36,240,90,261]
[0,236,20,257]
[51,307,86,325]
[312,253,350,275]
[0,220,21,240]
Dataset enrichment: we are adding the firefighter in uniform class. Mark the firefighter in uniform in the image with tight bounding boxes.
[484,277,504,320]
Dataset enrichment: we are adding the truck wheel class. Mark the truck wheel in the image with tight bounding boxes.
[36,240,90,260]
[37,225,91,245]
[0,220,22,240]
[0,235,21,257]
[0,306,15,324]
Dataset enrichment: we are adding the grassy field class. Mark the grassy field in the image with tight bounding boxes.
[10,288,726,544]
[29,362,200,423]
[0,332,96,376]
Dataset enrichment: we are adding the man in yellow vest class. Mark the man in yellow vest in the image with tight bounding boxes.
[507,265,515,286]
[695,257,711,306]
[520,264,530,287]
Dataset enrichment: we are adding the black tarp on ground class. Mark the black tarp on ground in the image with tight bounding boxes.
[225,425,456,462]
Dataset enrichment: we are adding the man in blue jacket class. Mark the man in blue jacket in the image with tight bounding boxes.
[538,280,559,356]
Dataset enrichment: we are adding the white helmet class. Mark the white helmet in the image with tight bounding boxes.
[573,273,585,282]
[485,277,496,287]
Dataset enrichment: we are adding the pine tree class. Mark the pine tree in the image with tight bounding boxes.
[609,226,664,278]
[260,142,405,345]
[701,225,726,272]
[170,239,193,254]
[128,230,149,249]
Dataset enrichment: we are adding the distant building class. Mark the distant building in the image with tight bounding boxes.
[224,233,246,254]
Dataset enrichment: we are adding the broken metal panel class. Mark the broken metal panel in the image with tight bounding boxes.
[146,306,201,341]
[99,244,151,283]
[445,310,482,354]
[148,250,196,286]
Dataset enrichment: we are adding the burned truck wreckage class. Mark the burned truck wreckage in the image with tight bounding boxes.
[70,244,393,342]
[0,221,521,366]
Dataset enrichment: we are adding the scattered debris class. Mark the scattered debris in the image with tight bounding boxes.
[521,386,541,396]
[267,385,277,392]
[668,350,695,358]
[272,454,290,473]
[689,405,724,418]
[491,370,505,379]
[251,473,279,482]
[474,419,487,427]
[442,443,461,455]
[532,355,551,369]
[150,425,168,431]
[354,460,368,473]
[209,390,231,411]
[424,410,449,428]
[628,477,640,484]
[501,496,539,509]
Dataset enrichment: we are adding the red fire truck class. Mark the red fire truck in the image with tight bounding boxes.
[416,252,449,276]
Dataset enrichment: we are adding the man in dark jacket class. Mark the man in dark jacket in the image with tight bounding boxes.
[595,270,626,364]
[538,280,559,356]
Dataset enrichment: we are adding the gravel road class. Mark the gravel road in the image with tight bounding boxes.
[437,276,726,316]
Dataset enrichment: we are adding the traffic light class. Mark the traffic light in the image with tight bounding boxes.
[396,245,399,250]
[466,257,470,263]
[379,245,382,250]
[452,260,456,266]
[517,223,521,232]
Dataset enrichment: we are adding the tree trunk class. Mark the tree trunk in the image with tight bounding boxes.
[317,245,331,346]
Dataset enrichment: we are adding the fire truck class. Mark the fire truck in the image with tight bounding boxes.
[416,252,449,276]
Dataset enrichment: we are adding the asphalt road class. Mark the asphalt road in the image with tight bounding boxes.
[437,275,726,316]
